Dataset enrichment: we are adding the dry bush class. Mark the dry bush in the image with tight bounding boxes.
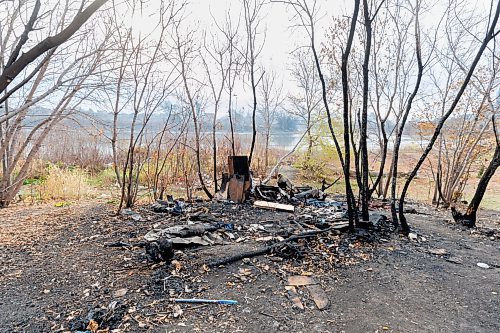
[39,165,95,201]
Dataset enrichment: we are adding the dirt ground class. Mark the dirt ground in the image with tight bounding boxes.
[0,200,499,333]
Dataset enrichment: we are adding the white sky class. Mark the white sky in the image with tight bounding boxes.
[187,0,338,107]
[103,0,496,113]
[123,0,345,108]
[176,0,493,109]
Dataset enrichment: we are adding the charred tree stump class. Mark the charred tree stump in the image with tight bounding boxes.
[451,121,499,228]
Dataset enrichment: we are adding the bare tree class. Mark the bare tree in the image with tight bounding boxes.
[0,0,109,97]
[397,0,500,233]
[430,11,500,207]
[258,70,283,169]
[0,0,112,207]
[144,106,190,201]
[201,24,231,192]
[452,115,499,227]
[278,0,360,228]
[368,1,413,200]
[0,47,109,206]
[288,48,323,166]
[242,0,265,167]
[214,9,243,156]
[100,1,182,210]
[174,19,213,199]
[359,0,385,221]
[390,0,425,231]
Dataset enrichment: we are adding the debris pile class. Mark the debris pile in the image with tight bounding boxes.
[99,156,395,329]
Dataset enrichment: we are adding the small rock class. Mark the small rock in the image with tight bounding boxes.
[408,232,418,241]
[477,263,490,269]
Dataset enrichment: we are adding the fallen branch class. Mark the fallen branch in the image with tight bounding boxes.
[207,227,340,267]
[104,241,147,248]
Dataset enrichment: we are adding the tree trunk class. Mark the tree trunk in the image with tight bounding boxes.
[340,0,361,229]
[212,105,219,193]
[228,93,236,156]
[359,0,372,222]
[309,0,360,229]
[369,126,388,199]
[248,67,258,166]
[306,110,312,165]
[265,131,270,170]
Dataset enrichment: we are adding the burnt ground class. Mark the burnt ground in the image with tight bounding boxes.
[0,200,499,333]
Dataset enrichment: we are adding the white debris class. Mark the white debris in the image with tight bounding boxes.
[477,262,490,269]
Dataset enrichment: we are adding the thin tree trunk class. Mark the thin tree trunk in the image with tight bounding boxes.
[390,4,423,232]
[369,127,388,199]
[341,0,361,228]
[228,93,236,155]
[248,67,257,166]
[306,113,312,165]
[360,0,373,222]
[265,131,270,169]
[212,106,219,193]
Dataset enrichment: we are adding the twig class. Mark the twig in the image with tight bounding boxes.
[183,304,209,311]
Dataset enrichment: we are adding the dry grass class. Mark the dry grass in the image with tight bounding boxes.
[39,166,95,201]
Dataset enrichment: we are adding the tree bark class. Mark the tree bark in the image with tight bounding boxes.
[341,0,361,228]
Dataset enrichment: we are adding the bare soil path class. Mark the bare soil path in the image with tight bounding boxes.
[0,201,498,333]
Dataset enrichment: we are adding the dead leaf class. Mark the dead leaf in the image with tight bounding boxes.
[87,319,99,333]
[173,304,183,318]
[238,268,252,276]
[172,260,182,272]
[114,288,128,297]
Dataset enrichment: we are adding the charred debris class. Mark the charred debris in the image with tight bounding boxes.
[110,156,393,267]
